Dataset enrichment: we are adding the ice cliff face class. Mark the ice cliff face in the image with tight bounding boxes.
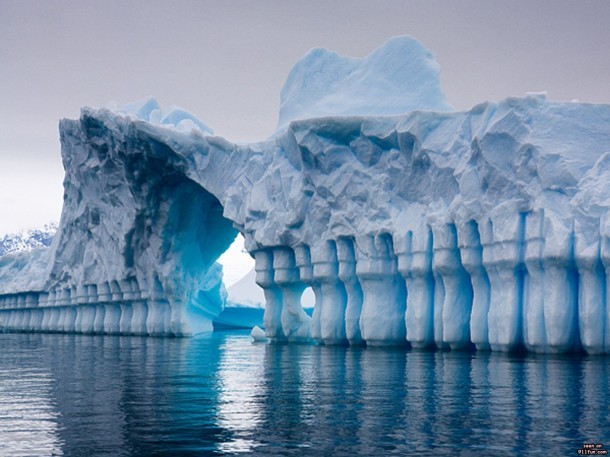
[1,36,610,354]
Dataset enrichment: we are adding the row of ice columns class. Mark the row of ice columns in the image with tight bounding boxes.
[0,293,39,308]
[478,211,583,353]
[4,210,610,352]
[255,232,475,348]
[0,303,167,336]
[248,246,314,343]
[251,219,558,350]
[396,223,478,351]
[255,242,353,345]
[0,275,174,336]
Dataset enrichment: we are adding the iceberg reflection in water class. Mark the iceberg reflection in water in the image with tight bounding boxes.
[0,331,607,456]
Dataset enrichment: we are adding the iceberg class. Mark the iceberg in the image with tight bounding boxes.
[1,36,610,354]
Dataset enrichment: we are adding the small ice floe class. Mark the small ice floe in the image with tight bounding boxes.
[250,325,268,343]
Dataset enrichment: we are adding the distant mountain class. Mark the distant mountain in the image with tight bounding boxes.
[0,222,58,256]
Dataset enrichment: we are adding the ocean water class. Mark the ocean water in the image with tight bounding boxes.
[0,331,608,456]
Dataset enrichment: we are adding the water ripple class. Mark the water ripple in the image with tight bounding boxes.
[0,333,608,456]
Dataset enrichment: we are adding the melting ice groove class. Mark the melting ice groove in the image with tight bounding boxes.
[1,35,610,354]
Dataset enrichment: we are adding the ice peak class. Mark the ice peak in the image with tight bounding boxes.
[277,35,453,130]
[106,96,214,135]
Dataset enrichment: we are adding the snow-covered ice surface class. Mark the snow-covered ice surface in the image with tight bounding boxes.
[2,36,610,353]
[277,35,452,130]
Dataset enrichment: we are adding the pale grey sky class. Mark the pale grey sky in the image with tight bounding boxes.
[1,0,609,233]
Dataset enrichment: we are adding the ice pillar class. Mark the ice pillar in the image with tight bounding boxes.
[432,223,473,350]
[273,247,311,343]
[293,244,323,343]
[541,217,578,353]
[131,278,148,336]
[337,238,363,345]
[576,223,606,354]
[523,210,547,352]
[356,234,406,346]
[396,227,435,349]
[481,213,525,352]
[311,241,347,345]
[601,228,610,354]
[146,276,171,336]
[457,220,491,350]
[255,250,285,342]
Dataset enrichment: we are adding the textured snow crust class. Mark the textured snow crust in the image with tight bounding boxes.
[1,36,610,352]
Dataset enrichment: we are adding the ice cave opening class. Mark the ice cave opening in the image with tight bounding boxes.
[139,175,242,335]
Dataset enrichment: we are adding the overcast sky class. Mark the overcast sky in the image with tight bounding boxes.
[1,0,609,234]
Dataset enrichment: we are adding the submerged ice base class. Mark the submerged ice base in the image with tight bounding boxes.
[1,36,610,353]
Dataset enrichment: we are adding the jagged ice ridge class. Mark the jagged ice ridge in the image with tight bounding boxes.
[1,36,610,354]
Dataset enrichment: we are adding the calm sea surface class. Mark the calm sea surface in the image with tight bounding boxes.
[0,331,608,456]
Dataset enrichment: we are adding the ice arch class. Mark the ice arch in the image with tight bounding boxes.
[151,179,239,334]
[0,111,240,336]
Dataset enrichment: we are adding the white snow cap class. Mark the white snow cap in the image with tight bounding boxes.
[277,35,453,130]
